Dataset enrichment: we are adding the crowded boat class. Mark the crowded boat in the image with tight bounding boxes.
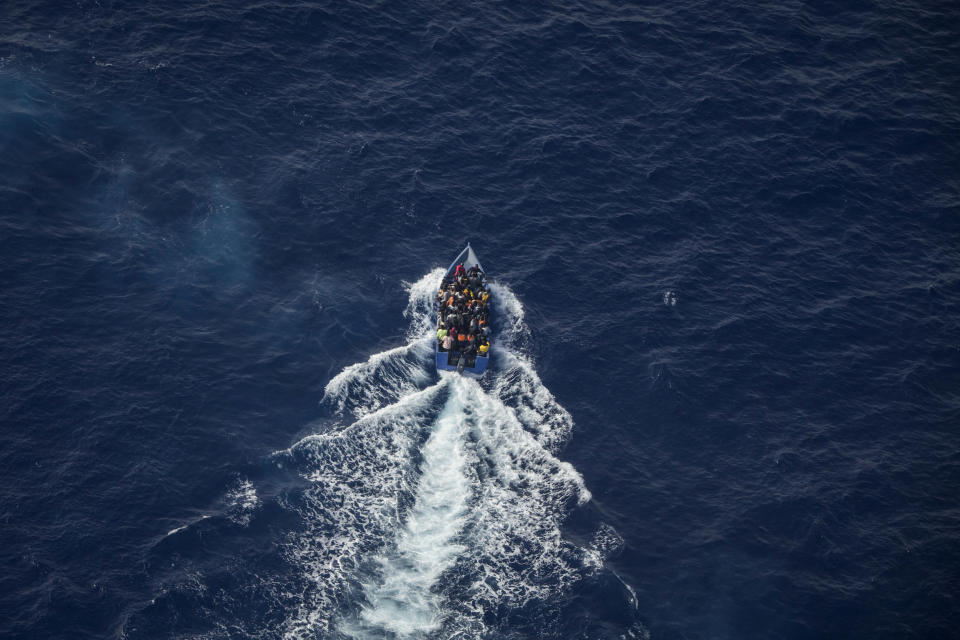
[435,244,491,377]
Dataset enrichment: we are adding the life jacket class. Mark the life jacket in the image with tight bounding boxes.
[457,333,467,342]
[467,333,474,342]
[478,343,489,354]
[437,328,447,340]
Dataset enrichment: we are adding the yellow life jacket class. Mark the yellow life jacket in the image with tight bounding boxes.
[478,343,489,355]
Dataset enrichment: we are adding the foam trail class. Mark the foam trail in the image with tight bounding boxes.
[275,268,634,639]
[321,268,444,417]
[346,376,473,637]
[128,266,641,640]
[488,282,575,453]
[280,383,444,639]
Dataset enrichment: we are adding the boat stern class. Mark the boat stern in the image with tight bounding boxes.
[435,348,489,379]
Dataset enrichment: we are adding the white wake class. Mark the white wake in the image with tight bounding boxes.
[344,376,473,637]
[275,269,614,639]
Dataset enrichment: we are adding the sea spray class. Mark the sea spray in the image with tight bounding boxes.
[320,268,444,418]
[277,269,621,639]
[346,377,474,637]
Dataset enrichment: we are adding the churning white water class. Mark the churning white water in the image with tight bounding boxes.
[277,269,616,640]
[350,377,474,636]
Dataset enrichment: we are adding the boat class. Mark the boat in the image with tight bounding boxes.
[435,243,491,378]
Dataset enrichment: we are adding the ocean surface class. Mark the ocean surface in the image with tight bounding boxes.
[1,1,958,638]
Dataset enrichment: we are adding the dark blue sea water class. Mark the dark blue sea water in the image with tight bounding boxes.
[2,1,959,638]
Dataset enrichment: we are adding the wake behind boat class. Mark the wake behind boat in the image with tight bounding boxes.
[435,244,491,378]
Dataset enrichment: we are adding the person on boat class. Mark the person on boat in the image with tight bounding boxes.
[478,339,490,356]
[456,332,467,350]
[468,273,482,292]
[437,323,448,342]
[441,333,454,352]
[454,263,465,279]
[479,289,490,304]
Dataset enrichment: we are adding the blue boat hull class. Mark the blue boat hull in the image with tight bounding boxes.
[435,347,489,378]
